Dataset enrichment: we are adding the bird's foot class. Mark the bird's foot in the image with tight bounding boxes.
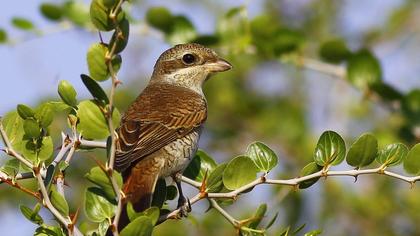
[177,197,191,218]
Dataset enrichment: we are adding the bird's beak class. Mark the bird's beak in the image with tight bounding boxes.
[206,58,232,72]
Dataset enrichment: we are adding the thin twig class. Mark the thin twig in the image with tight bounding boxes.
[0,171,40,200]
[80,139,107,148]
[209,199,240,227]
[0,119,34,168]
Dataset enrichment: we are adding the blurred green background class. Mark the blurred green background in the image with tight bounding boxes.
[0,0,419,235]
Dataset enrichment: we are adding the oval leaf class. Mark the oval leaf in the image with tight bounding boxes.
[35,103,54,128]
[346,133,378,168]
[12,17,34,30]
[87,43,109,82]
[127,205,160,225]
[19,205,44,225]
[347,49,382,89]
[313,131,346,166]
[145,7,173,33]
[17,104,35,120]
[245,141,278,172]
[120,216,153,236]
[223,155,258,190]
[376,143,409,167]
[58,80,77,107]
[38,136,54,161]
[109,18,130,54]
[183,150,217,181]
[0,28,7,43]
[77,100,120,139]
[403,143,420,175]
[40,3,63,21]
[319,38,350,64]
[85,187,116,222]
[50,187,69,216]
[248,203,267,229]
[298,162,323,189]
[85,166,122,201]
[206,163,227,193]
[80,74,109,104]
[23,119,41,138]
[89,0,116,31]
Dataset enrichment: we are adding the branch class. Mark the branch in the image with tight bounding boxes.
[0,118,34,169]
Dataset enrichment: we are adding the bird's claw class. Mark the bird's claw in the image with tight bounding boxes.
[177,197,191,218]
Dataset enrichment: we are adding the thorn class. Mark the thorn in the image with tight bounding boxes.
[71,206,80,225]
[199,169,208,195]
[353,175,358,183]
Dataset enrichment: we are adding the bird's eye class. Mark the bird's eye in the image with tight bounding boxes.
[182,53,196,64]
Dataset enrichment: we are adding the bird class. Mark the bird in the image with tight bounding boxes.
[114,43,232,230]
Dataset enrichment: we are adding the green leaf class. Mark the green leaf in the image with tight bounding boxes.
[266,212,278,229]
[34,225,65,236]
[58,80,77,107]
[77,100,120,139]
[35,103,54,128]
[17,104,35,119]
[120,216,153,236]
[298,162,323,189]
[2,112,25,151]
[145,7,173,33]
[376,143,409,167]
[11,17,34,30]
[90,0,122,31]
[206,163,227,193]
[23,119,41,139]
[401,89,420,124]
[87,43,109,82]
[313,131,346,166]
[151,179,166,208]
[319,39,351,63]
[102,0,117,8]
[0,28,7,43]
[223,155,258,190]
[190,34,220,46]
[85,166,122,201]
[304,230,323,236]
[63,1,90,27]
[80,74,109,104]
[85,187,116,222]
[346,49,382,89]
[248,204,267,229]
[346,133,378,168]
[38,136,54,161]
[50,187,69,216]
[370,83,403,102]
[183,150,217,181]
[127,205,160,225]
[40,3,63,21]
[1,158,20,176]
[246,142,278,173]
[109,18,130,54]
[166,15,197,45]
[19,205,43,225]
[403,144,420,175]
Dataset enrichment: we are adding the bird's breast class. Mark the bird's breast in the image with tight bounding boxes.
[159,128,202,178]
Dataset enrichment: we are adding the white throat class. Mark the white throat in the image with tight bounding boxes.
[163,67,207,95]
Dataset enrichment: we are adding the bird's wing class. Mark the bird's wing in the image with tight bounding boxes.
[115,83,207,172]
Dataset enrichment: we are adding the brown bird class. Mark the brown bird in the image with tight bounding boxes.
[114,43,232,230]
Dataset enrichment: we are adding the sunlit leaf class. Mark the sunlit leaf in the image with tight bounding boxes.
[90,0,120,31]
[38,136,54,162]
[346,133,378,168]
[35,103,54,128]
[127,205,160,225]
[120,216,153,236]
[376,143,408,167]
[223,155,258,190]
[183,150,217,182]
[84,187,116,222]
[206,163,227,193]
[1,158,20,176]
[34,225,65,236]
[50,187,69,216]
[23,119,41,139]
[63,1,90,27]
[245,141,278,173]
[313,131,346,166]
[19,205,43,225]
[17,104,35,120]
[85,166,122,201]
[87,43,109,82]
[403,143,420,175]
[58,80,77,107]
[77,100,120,139]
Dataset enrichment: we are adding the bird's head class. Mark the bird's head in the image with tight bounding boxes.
[151,43,232,92]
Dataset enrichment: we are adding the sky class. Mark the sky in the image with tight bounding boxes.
[0,0,418,234]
